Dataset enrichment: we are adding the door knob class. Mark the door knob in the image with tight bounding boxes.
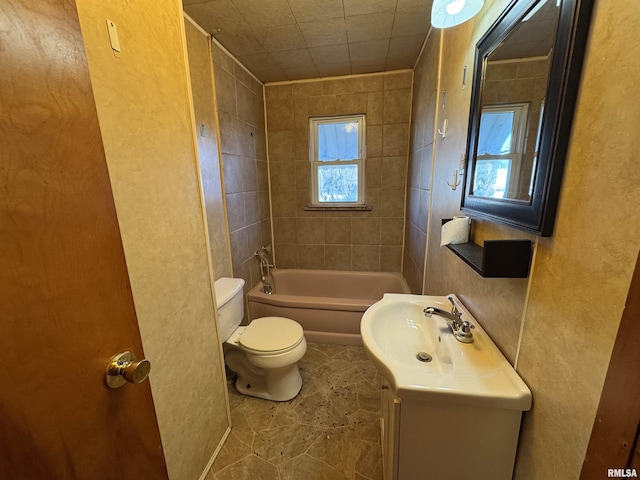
[105,351,151,388]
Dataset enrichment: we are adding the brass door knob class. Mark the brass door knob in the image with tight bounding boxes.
[105,351,151,388]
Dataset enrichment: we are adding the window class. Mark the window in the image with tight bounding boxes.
[472,103,529,199]
[309,115,365,207]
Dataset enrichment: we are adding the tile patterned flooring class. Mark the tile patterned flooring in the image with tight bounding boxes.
[207,343,383,480]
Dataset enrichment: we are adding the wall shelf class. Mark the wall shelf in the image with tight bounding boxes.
[446,240,532,278]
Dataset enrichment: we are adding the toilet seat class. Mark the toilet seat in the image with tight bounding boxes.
[239,317,304,355]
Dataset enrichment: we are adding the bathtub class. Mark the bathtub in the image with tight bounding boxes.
[247,269,411,345]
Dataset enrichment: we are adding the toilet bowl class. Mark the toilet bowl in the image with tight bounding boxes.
[214,277,306,401]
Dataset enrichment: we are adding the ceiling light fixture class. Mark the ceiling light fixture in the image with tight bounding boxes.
[431,0,484,28]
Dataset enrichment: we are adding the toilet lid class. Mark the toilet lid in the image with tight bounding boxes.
[239,317,304,353]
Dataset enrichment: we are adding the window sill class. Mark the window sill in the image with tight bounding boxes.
[304,204,372,212]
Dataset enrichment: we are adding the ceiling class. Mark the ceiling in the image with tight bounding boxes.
[182,0,434,83]
[489,0,559,61]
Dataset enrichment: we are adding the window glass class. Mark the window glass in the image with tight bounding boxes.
[477,111,515,155]
[317,122,359,161]
[309,115,365,206]
[472,103,528,200]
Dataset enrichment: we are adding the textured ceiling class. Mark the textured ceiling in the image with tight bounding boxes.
[489,0,559,61]
[183,0,434,83]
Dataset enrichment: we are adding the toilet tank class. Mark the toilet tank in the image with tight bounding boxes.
[213,277,245,342]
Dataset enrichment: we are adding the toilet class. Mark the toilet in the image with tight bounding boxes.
[214,277,306,401]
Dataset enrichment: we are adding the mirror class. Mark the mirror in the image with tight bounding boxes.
[461,0,593,236]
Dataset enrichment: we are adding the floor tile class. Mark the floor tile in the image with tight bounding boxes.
[210,343,382,480]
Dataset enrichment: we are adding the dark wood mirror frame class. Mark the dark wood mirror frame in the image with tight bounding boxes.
[461,0,594,236]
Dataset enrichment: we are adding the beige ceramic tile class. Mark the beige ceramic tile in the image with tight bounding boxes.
[244,191,260,225]
[266,97,294,131]
[293,82,323,98]
[295,160,311,189]
[325,245,352,270]
[383,88,412,124]
[379,188,405,217]
[381,156,407,187]
[384,71,413,90]
[274,243,299,268]
[308,95,337,116]
[214,67,238,115]
[380,217,404,245]
[380,245,403,272]
[352,245,380,271]
[273,217,297,244]
[335,92,368,115]
[325,217,352,245]
[382,124,409,156]
[270,189,297,217]
[297,217,324,244]
[366,91,384,125]
[298,244,325,269]
[267,130,295,162]
[352,218,381,245]
[366,125,383,157]
[365,157,383,188]
[186,21,232,281]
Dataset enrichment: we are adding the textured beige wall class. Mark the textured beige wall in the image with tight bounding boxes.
[211,42,271,297]
[265,72,412,272]
[514,0,640,476]
[411,0,640,477]
[405,30,440,294]
[184,18,232,281]
[76,2,229,479]
[416,0,531,364]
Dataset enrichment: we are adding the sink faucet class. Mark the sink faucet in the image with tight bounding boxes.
[424,296,474,343]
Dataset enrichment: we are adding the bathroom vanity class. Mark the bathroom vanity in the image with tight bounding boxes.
[361,294,531,480]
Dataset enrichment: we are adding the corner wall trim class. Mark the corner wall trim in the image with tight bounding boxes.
[198,426,232,480]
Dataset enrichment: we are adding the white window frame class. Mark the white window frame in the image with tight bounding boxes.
[309,115,366,207]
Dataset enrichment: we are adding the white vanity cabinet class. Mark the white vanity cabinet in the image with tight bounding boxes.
[379,377,525,480]
[364,295,531,480]
[380,378,400,480]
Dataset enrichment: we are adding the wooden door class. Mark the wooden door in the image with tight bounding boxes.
[0,1,169,478]
[581,251,640,478]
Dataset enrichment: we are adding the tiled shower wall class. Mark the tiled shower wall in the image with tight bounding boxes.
[265,72,412,271]
[211,43,272,293]
[404,30,440,294]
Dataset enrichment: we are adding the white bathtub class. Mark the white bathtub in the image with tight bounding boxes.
[247,269,411,345]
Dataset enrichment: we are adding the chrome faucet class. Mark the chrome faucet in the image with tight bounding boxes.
[254,246,274,294]
[424,296,474,343]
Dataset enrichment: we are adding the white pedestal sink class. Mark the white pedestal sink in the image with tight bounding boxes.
[361,294,532,480]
